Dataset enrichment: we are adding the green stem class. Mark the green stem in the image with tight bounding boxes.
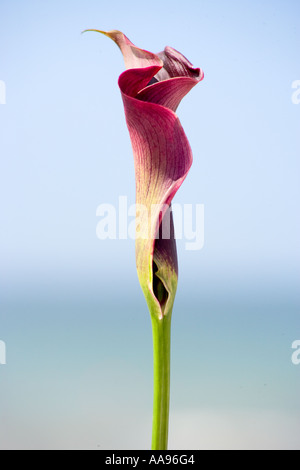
[151,315,171,450]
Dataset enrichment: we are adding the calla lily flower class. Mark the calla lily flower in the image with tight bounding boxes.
[85,29,203,450]
[88,29,203,320]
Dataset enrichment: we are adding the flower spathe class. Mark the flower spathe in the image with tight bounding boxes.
[88,30,204,320]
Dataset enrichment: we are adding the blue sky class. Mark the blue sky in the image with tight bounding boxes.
[0,0,300,450]
[0,0,299,297]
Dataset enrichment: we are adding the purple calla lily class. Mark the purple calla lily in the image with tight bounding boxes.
[90,30,203,319]
[85,29,203,450]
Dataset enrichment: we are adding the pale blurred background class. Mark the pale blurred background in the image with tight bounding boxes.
[0,0,299,449]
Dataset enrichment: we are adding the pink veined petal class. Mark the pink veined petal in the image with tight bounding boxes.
[118,66,162,98]
[120,82,193,316]
[155,46,203,81]
[91,30,203,318]
[136,76,200,113]
[117,44,203,113]
[120,91,192,219]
